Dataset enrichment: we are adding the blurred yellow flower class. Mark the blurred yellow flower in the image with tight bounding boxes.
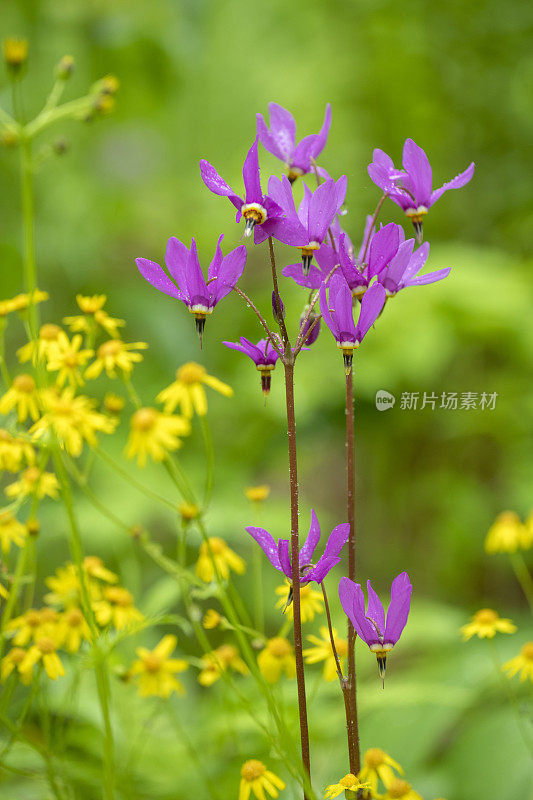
[239,760,285,800]
[125,406,190,467]
[3,38,28,68]
[0,511,26,554]
[93,585,143,630]
[7,608,62,647]
[45,562,89,608]
[59,607,91,653]
[460,608,517,640]
[178,502,200,522]
[17,323,64,364]
[0,429,35,471]
[195,536,245,583]
[2,289,48,314]
[502,642,533,682]
[85,339,147,379]
[1,647,32,684]
[20,637,65,680]
[324,773,371,799]
[244,485,270,503]
[5,466,59,501]
[156,362,233,418]
[31,387,117,456]
[358,748,403,796]
[485,511,533,554]
[275,582,323,622]
[303,626,347,681]
[83,555,118,584]
[198,644,248,686]
[130,634,188,697]
[103,393,125,414]
[0,374,39,422]
[202,609,222,629]
[257,637,295,683]
[46,333,94,388]
[382,779,422,800]
[64,294,126,339]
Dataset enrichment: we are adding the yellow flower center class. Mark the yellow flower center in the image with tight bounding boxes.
[178,502,199,520]
[142,653,162,673]
[474,609,498,625]
[207,537,226,555]
[240,760,266,781]
[40,608,58,624]
[0,428,12,442]
[267,637,292,658]
[364,748,386,768]
[340,774,357,788]
[9,647,26,665]
[387,779,411,798]
[104,587,133,607]
[131,407,157,432]
[521,642,533,661]
[23,467,41,484]
[63,350,81,368]
[36,637,57,654]
[13,374,36,393]
[217,644,238,664]
[98,339,123,358]
[25,610,42,628]
[176,362,206,384]
[40,323,61,340]
[65,608,84,627]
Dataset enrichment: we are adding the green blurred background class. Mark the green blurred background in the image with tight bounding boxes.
[1,0,532,798]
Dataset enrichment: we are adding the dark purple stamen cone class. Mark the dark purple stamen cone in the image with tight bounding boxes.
[301,253,313,277]
[260,368,272,396]
[244,217,256,237]
[195,316,206,346]
[413,220,424,244]
[343,352,353,374]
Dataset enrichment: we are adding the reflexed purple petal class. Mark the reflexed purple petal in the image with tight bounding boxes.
[277,539,292,579]
[207,234,225,282]
[405,266,450,287]
[213,244,247,302]
[430,162,475,205]
[379,239,415,294]
[339,235,367,291]
[384,572,412,644]
[200,159,242,208]
[292,134,319,172]
[367,223,401,279]
[308,179,338,242]
[299,509,321,566]
[267,103,297,163]
[256,112,285,162]
[402,139,432,206]
[330,274,356,342]
[261,217,308,247]
[366,580,386,637]
[136,257,183,300]
[224,337,265,365]
[355,282,386,342]
[311,103,332,159]
[165,237,190,287]
[339,577,380,646]
[185,238,208,303]
[334,175,347,213]
[246,526,282,571]
[323,523,350,559]
[314,243,339,274]
[306,555,340,584]
[267,175,297,217]
[242,138,262,205]
[283,263,324,290]
[398,240,428,284]
[319,280,338,339]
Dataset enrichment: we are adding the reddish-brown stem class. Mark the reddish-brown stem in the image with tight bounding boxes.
[345,367,361,773]
[293,263,340,356]
[320,582,344,679]
[284,362,311,795]
[232,285,284,359]
[361,193,387,264]
[268,237,291,351]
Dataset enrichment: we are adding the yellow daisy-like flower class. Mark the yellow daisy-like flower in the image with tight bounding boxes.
[20,637,65,680]
[5,466,59,501]
[30,387,117,457]
[7,607,62,647]
[245,485,271,503]
[17,323,64,365]
[324,773,371,799]
[198,644,248,686]
[64,294,126,339]
[46,333,94,388]
[303,626,347,681]
[125,406,190,467]
[83,555,118,584]
[239,760,285,800]
[59,607,92,653]
[1,289,48,315]
[85,339,148,379]
[1,647,32,685]
[195,536,246,583]
[202,608,222,629]
[460,608,517,640]
[0,374,40,422]
[485,511,533,554]
[0,428,36,471]
[130,634,188,698]
[103,393,125,414]
[502,641,533,682]
[382,779,422,800]
[156,362,233,418]
[358,748,404,797]
[93,585,143,630]
[257,637,296,683]
[45,562,91,608]
[0,511,26,555]
[275,582,324,623]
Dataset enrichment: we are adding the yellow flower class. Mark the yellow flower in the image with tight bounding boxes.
[83,555,118,584]
[382,779,422,800]
[3,290,49,314]
[17,323,64,364]
[1,647,32,684]
[202,609,222,629]
[0,511,26,554]
[195,537,246,583]
[45,562,88,608]
[257,637,296,683]
[0,429,36,471]
[460,608,517,640]
[20,637,65,680]
[30,387,117,457]
[324,774,371,799]
[3,38,28,68]
[85,339,148,379]
[93,585,143,630]
[303,626,347,681]
[485,511,533,554]
[502,641,533,682]
[358,748,404,797]
[76,294,107,314]
[46,333,94,388]
[275,582,324,622]
[103,393,125,414]
[59,607,92,653]
[178,502,200,522]
[125,406,190,467]
[130,634,188,697]
[5,466,59,501]
[156,362,233,418]
[7,608,62,647]
[64,294,126,339]
[0,374,40,422]
[245,485,271,503]
[239,760,285,800]
[198,644,248,686]
[0,580,8,604]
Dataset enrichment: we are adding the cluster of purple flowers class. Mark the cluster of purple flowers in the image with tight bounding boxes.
[135,101,474,675]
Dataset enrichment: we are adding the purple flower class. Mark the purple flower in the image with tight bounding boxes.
[223,337,280,396]
[319,274,386,373]
[136,235,246,342]
[270,174,347,276]
[246,509,349,586]
[377,240,450,296]
[368,139,475,242]
[199,138,305,246]
[256,102,332,181]
[338,223,401,299]
[339,573,412,678]
[299,306,321,346]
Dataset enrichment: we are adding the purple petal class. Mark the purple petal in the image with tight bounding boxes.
[398,241,429,284]
[267,175,297,217]
[299,509,321,566]
[384,572,412,645]
[330,274,356,342]
[165,237,190,287]
[256,112,285,162]
[266,103,296,163]
[277,539,292,579]
[430,162,475,205]
[366,580,386,637]
[242,138,262,205]
[310,103,332,160]
[185,238,207,303]
[319,281,338,339]
[323,523,350,559]
[405,266,451,288]
[292,134,320,172]
[261,217,308,247]
[136,258,182,300]
[355,282,386,343]
[308,179,338,242]
[213,244,247,303]
[367,223,401,280]
[207,234,225,282]
[402,139,432,206]
[246,526,282,571]
[379,239,415,294]
[339,577,380,646]
[334,175,348,213]
[314,243,339,274]
[200,158,242,208]
[282,263,323,290]
[306,555,341,584]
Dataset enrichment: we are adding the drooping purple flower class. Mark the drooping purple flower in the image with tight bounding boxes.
[368,139,475,242]
[136,235,246,342]
[299,306,321,346]
[199,138,306,246]
[338,223,401,300]
[377,240,450,296]
[246,509,349,588]
[319,273,386,373]
[223,337,280,396]
[256,102,332,182]
[339,573,412,678]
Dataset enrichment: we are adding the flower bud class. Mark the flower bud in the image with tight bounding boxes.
[299,306,320,346]
[55,55,75,80]
[271,291,285,326]
[3,38,28,72]
[26,518,40,537]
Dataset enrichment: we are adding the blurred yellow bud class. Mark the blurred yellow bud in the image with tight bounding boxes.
[55,55,74,80]
[3,38,28,71]
[245,485,271,503]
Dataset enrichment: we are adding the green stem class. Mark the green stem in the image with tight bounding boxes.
[95,446,178,512]
[19,136,39,342]
[164,701,222,800]
[0,319,11,387]
[199,415,214,508]
[488,639,533,755]
[24,96,93,139]
[509,552,533,613]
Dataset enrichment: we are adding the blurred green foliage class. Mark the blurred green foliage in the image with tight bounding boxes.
[0,0,532,798]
